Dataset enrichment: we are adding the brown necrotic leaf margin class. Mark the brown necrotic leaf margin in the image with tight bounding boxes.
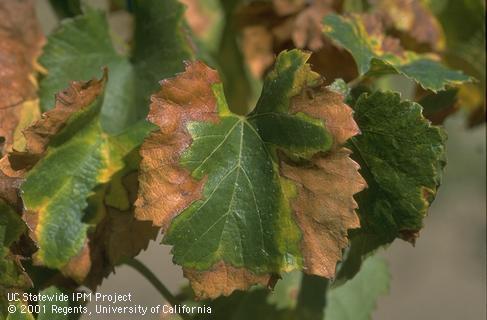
[280,86,366,278]
[8,71,107,172]
[135,61,278,299]
[136,59,365,299]
[135,61,220,229]
[0,0,44,157]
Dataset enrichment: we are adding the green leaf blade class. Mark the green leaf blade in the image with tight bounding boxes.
[136,50,366,299]
[38,9,118,110]
[132,0,194,108]
[167,115,287,272]
[337,91,446,282]
[37,286,84,320]
[249,113,333,155]
[39,0,193,134]
[38,9,130,133]
[351,91,446,237]
[22,124,105,267]
[14,75,150,276]
[396,57,474,91]
[0,201,30,289]
[322,14,472,91]
[322,14,375,75]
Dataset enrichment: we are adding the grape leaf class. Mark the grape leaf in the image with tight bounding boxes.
[236,0,359,84]
[0,200,30,291]
[1,286,83,320]
[2,297,35,320]
[39,0,193,134]
[0,0,43,156]
[1,73,150,284]
[431,0,485,126]
[241,26,275,79]
[352,91,446,244]
[324,255,389,320]
[0,169,31,291]
[368,0,445,51]
[337,91,446,281]
[194,289,293,320]
[0,175,32,318]
[180,0,224,54]
[322,14,472,91]
[417,88,459,125]
[136,49,366,299]
[189,254,388,320]
[82,168,159,288]
[37,286,85,320]
[164,283,296,320]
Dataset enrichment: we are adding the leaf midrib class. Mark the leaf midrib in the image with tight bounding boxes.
[178,118,268,264]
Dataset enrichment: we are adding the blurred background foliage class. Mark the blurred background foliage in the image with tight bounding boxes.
[42,0,486,124]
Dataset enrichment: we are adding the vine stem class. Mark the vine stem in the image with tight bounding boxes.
[295,274,329,320]
[347,74,366,88]
[124,258,191,320]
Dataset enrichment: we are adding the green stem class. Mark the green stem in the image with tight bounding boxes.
[216,0,254,115]
[347,75,365,88]
[296,274,329,320]
[125,258,191,320]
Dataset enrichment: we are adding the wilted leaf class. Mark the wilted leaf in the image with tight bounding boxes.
[97,208,158,265]
[180,0,224,54]
[0,188,33,315]
[136,49,366,299]
[84,170,159,287]
[237,0,358,84]
[273,0,306,16]
[325,255,389,320]
[236,2,280,79]
[241,26,275,78]
[267,0,341,51]
[368,0,445,52]
[0,168,31,291]
[0,201,30,290]
[0,0,43,156]
[337,91,446,281]
[39,0,193,134]
[1,74,150,284]
[323,14,472,91]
